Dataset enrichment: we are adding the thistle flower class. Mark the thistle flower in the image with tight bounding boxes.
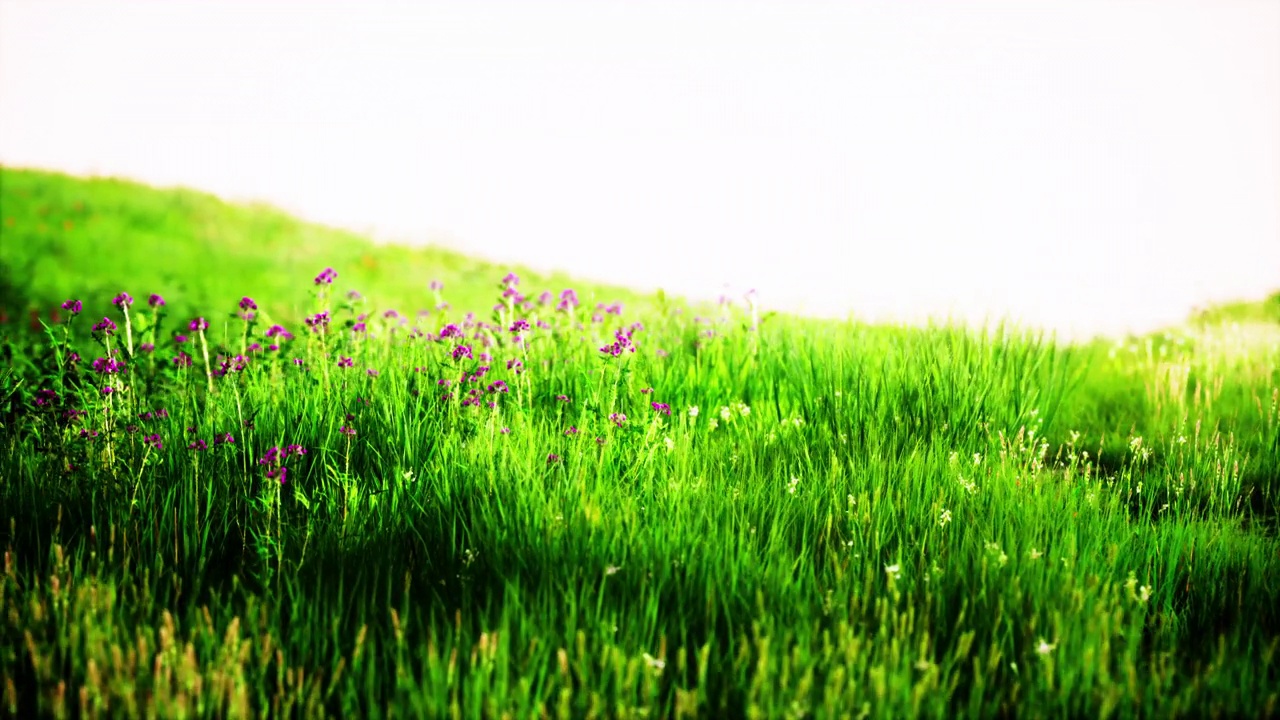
[144,434,163,450]
[452,345,472,361]
[487,380,509,394]
[651,402,671,416]
[337,356,354,368]
[112,292,133,307]
[188,439,208,451]
[265,324,292,339]
[339,425,357,437]
[148,293,165,308]
[189,317,208,332]
[314,267,338,285]
[502,272,520,287]
[61,299,82,315]
[439,323,462,339]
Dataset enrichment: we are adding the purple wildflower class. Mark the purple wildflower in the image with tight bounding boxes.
[487,380,509,394]
[337,356,354,368]
[547,453,561,465]
[305,311,330,331]
[430,280,444,291]
[100,386,113,396]
[265,324,292,339]
[61,299,82,315]
[112,292,133,307]
[189,317,209,332]
[91,317,117,336]
[173,351,193,368]
[144,434,163,450]
[651,402,671,416]
[339,425,357,437]
[509,318,530,333]
[367,368,379,377]
[215,432,234,445]
[452,345,472,361]
[609,413,627,427]
[439,323,462,339]
[148,293,165,308]
[188,439,208,451]
[139,342,155,353]
[315,267,338,285]
[565,426,579,436]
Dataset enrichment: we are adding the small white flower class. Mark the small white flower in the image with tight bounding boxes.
[787,476,800,495]
[708,418,719,431]
[688,406,699,418]
[913,659,934,671]
[885,563,901,580]
[938,508,952,527]
[1028,548,1043,560]
[642,652,666,673]
[973,453,982,466]
[605,565,621,576]
[720,406,732,422]
[737,403,751,417]
[663,436,674,452]
[1139,585,1153,603]
[1035,638,1056,655]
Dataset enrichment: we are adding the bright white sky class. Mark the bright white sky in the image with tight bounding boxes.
[2,0,1277,340]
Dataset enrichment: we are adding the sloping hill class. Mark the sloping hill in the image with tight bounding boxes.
[0,166,664,333]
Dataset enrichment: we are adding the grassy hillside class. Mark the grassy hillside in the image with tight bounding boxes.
[0,166,666,334]
[1,166,1279,717]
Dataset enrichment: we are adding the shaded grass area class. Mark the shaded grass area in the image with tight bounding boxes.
[1,167,1279,717]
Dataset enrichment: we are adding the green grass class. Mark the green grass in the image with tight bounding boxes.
[2,166,1279,718]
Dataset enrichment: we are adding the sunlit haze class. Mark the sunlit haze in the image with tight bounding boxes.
[2,0,1277,340]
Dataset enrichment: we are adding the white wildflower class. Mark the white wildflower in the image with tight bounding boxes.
[720,406,732,422]
[642,652,666,673]
[938,508,952,527]
[663,436,674,452]
[787,476,800,495]
[1035,638,1056,655]
[605,565,621,576]
[688,406,699,418]
[885,564,901,580]
[1028,548,1043,560]
[708,418,719,431]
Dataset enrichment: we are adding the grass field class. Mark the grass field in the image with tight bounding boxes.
[2,166,1279,718]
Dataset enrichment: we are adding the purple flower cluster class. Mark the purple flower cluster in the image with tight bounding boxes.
[91,317,117,336]
[314,267,338,286]
[61,299,82,315]
[556,289,579,313]
[112,292,134,308]
[173,351,193,368]
[452,345,472,361]
[305,311,330,331]
[91,356,127,375]
[189,317,209,332]
[34,389,59,407]
[149,294,166,308]
[259,444,306,484]
[599,327,638,357]
[651,402,671,416]
[609,413,627,427]
[439,323,462,340]
[144,434,163,450]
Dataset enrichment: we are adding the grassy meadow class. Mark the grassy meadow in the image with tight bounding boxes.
[1,166,1279,718]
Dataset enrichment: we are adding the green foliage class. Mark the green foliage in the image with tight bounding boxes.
[1,167,1278,718]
